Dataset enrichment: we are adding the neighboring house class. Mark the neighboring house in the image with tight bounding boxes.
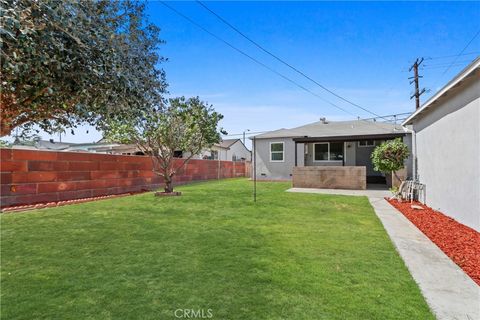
[192,143,230,161]
[403,57,479,231]
[189,139,251,161]
[217,139,251,161]
[12,139,140,155]
[251,119,411,189]
[14,137,252,161]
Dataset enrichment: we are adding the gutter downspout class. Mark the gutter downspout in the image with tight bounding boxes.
[403,126,417,180]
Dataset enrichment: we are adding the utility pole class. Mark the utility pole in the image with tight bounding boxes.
[409,58,426,109]
[243,129,250,145]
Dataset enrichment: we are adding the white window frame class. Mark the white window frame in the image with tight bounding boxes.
[358,140,375,147]
[269,141,285,162]
[313,142,344,162]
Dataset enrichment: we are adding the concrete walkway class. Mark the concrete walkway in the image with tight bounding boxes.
[287,187,480,320]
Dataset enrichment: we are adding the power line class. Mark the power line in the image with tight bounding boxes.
[195,0,386,120]
[427,30,480,94]
[422,63,469,70]
[426,51,480,60]
[423,60,473,68]
[161,2,399,135]
[159,1,357,117]
[441,29,480,76]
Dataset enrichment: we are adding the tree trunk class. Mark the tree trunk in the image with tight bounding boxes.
[164,175,174,193]
[0,122,13,137]
[392,170,401,183]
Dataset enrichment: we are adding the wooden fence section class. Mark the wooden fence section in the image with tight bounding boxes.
[0,148,247,208]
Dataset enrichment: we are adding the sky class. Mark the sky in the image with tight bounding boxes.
[11,1,480,147]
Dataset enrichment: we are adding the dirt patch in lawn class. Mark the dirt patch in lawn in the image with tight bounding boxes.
[387,199,480,286]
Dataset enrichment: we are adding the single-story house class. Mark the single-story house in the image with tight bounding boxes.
[183,139,251,161]
[13,138,251,162]
[217,139,251,161]
[251,119,412,189]
[403,57,479,231]
[12,139,141,155]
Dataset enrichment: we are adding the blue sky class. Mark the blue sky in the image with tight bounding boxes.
[18,1,480,145]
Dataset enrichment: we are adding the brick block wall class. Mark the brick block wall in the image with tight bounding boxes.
[292,166,366,190]
[0,149,247,208]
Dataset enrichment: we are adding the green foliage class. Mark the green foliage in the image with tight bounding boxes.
[0,140,11,148]
[389,186,399,196]
[371,138,409,174]
[0,0,167,136]
[1,180,434,319]
[105,97,225,192]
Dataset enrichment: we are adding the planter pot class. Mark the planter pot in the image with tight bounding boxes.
[154,191,182,197]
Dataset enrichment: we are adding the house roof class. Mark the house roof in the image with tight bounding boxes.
[217,139,240,148]
[251,120,405,140]
[12,139,128,152]
[403,56,480,125]
[13,139,76,151]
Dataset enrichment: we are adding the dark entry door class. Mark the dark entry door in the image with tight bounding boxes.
[355,143,385,184]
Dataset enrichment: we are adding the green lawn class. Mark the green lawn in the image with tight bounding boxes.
[1,179,433,319]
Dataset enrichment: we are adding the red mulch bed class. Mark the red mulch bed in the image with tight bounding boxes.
[387,199,480,286]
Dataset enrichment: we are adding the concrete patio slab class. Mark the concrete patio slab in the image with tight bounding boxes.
[287,187,390,198]
[286,187,480,320]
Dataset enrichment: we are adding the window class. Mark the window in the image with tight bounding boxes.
[270,142,284,162]
[314,143,328,161]
[211,150,218,160]
[203,150,218,160]
[358,140,375,147]
[329,142,344,160]
[314,142,344,161]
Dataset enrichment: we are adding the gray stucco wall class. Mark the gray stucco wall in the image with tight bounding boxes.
[253,137,298,180]
[413,76,479,231]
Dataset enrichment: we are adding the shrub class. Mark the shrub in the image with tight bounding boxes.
[371,138,409,181]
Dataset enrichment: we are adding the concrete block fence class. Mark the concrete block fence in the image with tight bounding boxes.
[0,148,247,208]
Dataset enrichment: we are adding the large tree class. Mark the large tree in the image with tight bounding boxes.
[0,0,167,137]
[105,97,225,193]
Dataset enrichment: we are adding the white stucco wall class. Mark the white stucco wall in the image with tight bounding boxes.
[189,147,228,160]
[226,140,251,161]
[413,75,479,231]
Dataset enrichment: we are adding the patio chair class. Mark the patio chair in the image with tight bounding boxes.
[398,179,425,203]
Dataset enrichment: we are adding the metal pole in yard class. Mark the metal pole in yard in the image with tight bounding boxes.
[253,136,256,202]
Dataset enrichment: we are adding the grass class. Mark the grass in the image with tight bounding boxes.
[1,179,433,319]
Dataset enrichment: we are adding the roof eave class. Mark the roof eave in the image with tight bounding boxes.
[292,132,406,143]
